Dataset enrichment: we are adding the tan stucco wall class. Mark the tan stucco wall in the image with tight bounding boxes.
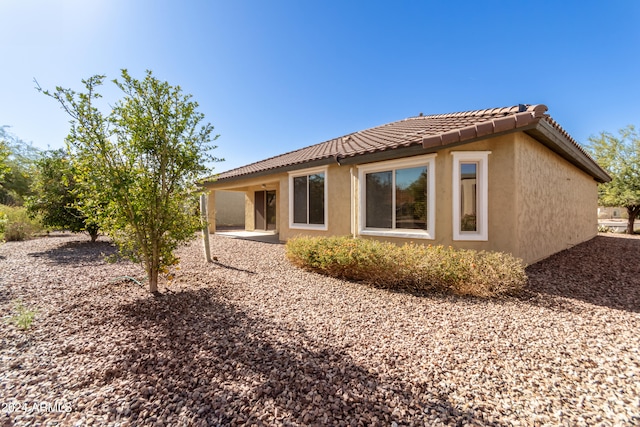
[354,134,598,264]
[513,133,598,264]
[206,190,216,233]
[439,136,518,255]
[205,174,284,233]
[213,191,245,227]
[356,136,519,257]
[278,164,353,241]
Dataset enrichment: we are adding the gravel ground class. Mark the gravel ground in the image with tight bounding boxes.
[1,232,639,426]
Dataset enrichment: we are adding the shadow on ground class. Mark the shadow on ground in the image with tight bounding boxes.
[28,240,118,265]
[103,288,498,426]
[525,235,640,313]
[40,232,76,238]
[214,229,282,245]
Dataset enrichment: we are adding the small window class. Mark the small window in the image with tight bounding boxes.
[452,152,490,241]
[289,168,328,230]
[358,154,436,239]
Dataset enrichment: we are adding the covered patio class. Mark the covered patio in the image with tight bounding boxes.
[213,228,281,244]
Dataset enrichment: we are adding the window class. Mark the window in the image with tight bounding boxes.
[289,167,328,229]
[358,154,436,239]
[452,151,490,241]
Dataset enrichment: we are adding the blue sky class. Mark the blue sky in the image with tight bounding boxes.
[2,0,639,172]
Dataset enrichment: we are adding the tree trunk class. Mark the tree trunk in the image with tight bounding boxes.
[86,223,100,242]
[148,266,159,293]
[627,206,640,235]
[148,241,160,294]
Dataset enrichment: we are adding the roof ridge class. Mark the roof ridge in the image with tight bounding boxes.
[301,105,544,146]
[409,104,543,120]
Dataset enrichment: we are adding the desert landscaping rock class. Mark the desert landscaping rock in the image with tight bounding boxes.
[1,233,639,426]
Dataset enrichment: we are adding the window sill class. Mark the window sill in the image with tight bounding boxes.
[359,229,434,240]
[453,232,488,241]
[290,224,328,231]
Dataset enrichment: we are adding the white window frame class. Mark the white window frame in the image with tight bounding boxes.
[288,166,329,230]
[452,151,490,241]
[358,154,436,239]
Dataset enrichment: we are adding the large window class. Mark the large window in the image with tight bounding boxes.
[289,167,328,229]
[359,155,436,239]
[452,151,490,241]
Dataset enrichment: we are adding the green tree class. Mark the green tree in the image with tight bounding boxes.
[26,149,99,241]
[0,139,9,184]
[40,70,220,293]
[588,125,640,234]
[0,127,40,205]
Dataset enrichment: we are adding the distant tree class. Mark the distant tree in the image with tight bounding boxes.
[0,139,9,183]
[0,139,9,234]
[0,126,40,205]
[588,125,640,234]
[26,149,99,241]
[39,70,220,293]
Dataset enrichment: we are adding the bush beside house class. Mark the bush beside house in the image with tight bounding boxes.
[286,236,527,298]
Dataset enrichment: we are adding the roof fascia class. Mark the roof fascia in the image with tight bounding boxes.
[525,120,611,183]
[345,121,611,183]
[337,145,435,165]
[203,157,336,186]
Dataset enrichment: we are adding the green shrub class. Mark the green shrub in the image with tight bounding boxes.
[0,205,44,241]
[0,212,7,235]
[285,236,527,297]
[7,300,37,330]
[597,224,613,233]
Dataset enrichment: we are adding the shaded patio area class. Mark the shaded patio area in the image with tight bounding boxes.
[213,229,281,244]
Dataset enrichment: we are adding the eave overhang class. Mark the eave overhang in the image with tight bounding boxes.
[419,105,610,184]
[525,120,610,183]
[202,104,611,186]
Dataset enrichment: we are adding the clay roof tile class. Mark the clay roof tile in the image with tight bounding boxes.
[207,104,606,183]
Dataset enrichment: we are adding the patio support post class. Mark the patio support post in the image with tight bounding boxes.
[200,193,212,263]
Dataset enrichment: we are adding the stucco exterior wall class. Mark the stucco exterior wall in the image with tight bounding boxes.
[353,134,598,264]
[355,136,519,256]
[205,174,284,233]
[278,164,352,241]
[244,191,255,231]
[213,191,245,227]
[513,133,598,264]
[206,190,216,233]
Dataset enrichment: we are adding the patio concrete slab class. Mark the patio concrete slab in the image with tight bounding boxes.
[213,230,281,244]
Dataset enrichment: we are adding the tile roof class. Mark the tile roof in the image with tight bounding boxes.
[207,104,609,183]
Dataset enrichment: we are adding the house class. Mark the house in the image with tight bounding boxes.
[597,206,627,220]
[202,104,611,264]
[597,207,640,233]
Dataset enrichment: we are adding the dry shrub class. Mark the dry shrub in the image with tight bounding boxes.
[0,205,44,241]
[285,236,527,297]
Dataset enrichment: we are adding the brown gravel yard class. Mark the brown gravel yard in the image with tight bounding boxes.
[1,233,639,426]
